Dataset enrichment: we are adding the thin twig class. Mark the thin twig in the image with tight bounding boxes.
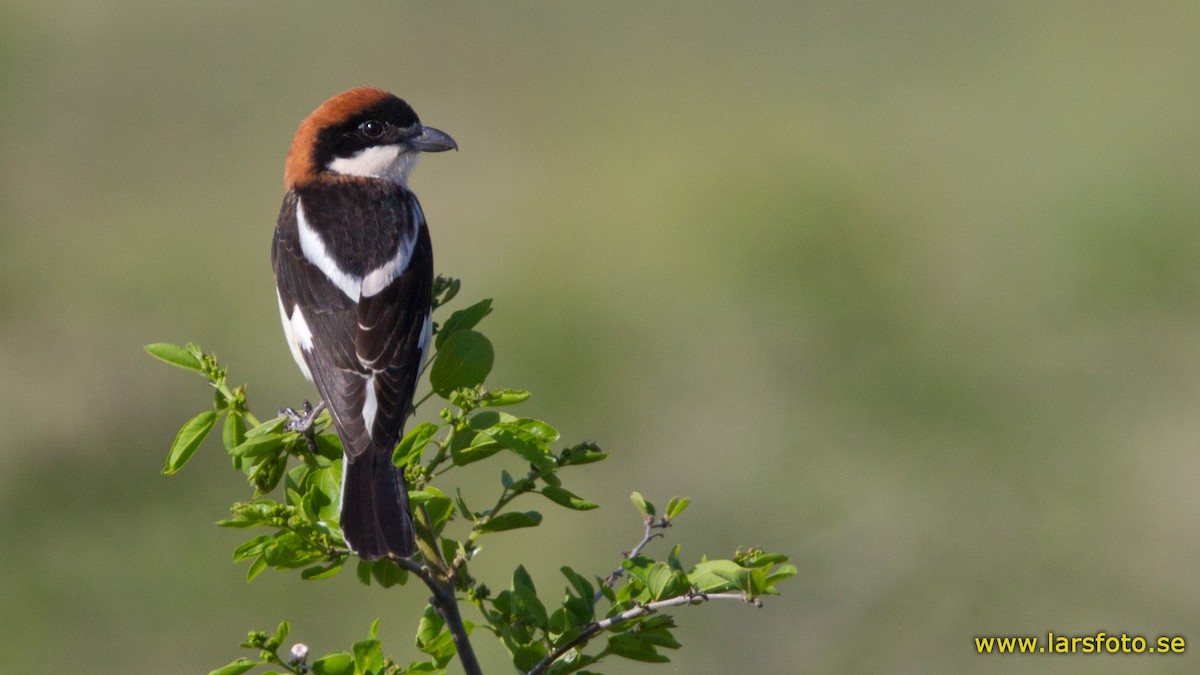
[593,515,669,603]
[527,591,761,675]
[391,556,484,675]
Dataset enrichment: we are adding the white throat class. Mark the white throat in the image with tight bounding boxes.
[327,144,417,185]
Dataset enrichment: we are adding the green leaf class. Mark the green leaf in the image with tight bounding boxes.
[303,466,341,522]
[454,488,473,520]
[250,456,287,494]
[394,422,440,467]
[208,658,258,675]
[301,559,344,580]
[272,620,290,647]
[228,434,286,459]
[415,605,457,665]
[286,486,305,510]
[511,566,549,628]
[765,563,798,589]
[645,562,689,600]
[621,555,656,590]
[163,410,219,474]
[665,497,690,520]
[630,491,655,517]
[513,564,536,591]
[689,559,753,594]
[435,298,493,348]
[477,511,543,533]
[487,422,555,472]
[561,566,596,602]
[262,531,321,568]
[541,485,599,511]
[468,410,502,431]
[564,596,595,627]
[215,515,256,529]
[245,416,286,439]
[408,487,446,505]
[440,537,464,573]
[244,552,264,583]
[510,641,549,672]
[545,650,599,675]
[369,559,408,588]
[222,411,247,451]
[480,388,531,407]
[430,330,494,397]
[451,431,503,466]
[516,583,552,624]
[352,637,383,673]
[233,534,274,562]
[548,606,583,642]
[417,604,446,649]
[633,616,682,649]
[410,487,454,529]
[540,469,562,488]
[246,555,268,582]
[145,342,203,372]
[313,433,342,460]
[311,652,354,675]
[606,633,670,663]
[667,544,684,572]
[512,417,560,443]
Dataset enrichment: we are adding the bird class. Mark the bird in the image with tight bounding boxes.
[271,87,456,559]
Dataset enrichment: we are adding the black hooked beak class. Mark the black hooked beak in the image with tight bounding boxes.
[407,125,457,152]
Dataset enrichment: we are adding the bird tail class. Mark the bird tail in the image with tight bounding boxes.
[340,449,415,560]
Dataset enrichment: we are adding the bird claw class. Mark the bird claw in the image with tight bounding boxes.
[281,400,324,434]
[280,400,326,455]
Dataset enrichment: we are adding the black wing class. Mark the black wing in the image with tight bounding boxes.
[272,186,432,458]
[355,221,433,450]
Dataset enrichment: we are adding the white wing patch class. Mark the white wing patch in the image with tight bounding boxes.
[362,208,419,297]
[276,291,314,382]
[297,197,421,300]
[362,373,379,435]
[338,450,348,512]
[297,199,363,299]
[417,312,433,369]
[327,144,418,186]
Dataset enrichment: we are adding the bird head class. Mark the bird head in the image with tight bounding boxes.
[284,87,456,188]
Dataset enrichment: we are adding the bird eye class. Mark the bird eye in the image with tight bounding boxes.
[359,120,385,138]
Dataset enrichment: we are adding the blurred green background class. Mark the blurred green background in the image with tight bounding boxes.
[2,2,1200,673]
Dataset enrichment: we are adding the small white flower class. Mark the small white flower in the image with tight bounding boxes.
[289,642,309,665]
